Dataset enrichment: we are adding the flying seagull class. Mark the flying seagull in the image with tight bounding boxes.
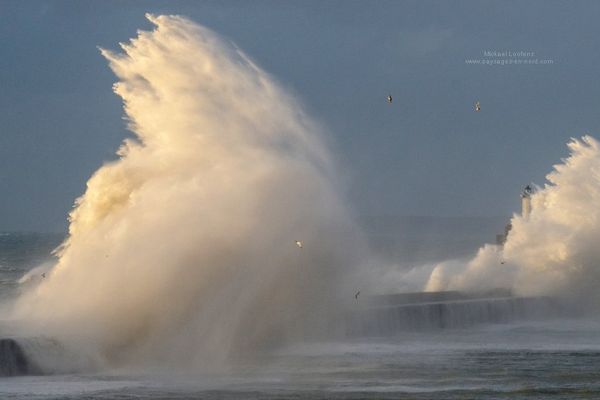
[387,95,393,104]
[295,240,303,249]
[355,290,360,300]
[474,101,481,112]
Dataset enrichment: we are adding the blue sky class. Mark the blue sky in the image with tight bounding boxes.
[2,0,600,231]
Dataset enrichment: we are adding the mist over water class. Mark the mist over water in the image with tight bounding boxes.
[426,136,600,305]
[7,14,364,370]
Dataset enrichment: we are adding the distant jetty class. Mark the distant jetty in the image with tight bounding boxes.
[347,290,563,336]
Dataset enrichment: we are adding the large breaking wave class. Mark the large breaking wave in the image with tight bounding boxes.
[8,14,363,370]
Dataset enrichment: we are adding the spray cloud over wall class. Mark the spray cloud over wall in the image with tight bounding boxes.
[10,14,362,369]
[426,136,600,306]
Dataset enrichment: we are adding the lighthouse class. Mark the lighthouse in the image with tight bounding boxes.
[496,184,536,245]
[521,184,535,218]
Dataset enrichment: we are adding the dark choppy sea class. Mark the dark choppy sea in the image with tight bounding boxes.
[2,232,600,399]
[0,232,62,302]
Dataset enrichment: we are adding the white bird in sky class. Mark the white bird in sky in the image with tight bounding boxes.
[387,94,393,104]
[295,240,303,248]
[474,101,481,112]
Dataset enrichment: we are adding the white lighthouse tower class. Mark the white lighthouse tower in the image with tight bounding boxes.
[521,184,535,218]
[496,184,536,246]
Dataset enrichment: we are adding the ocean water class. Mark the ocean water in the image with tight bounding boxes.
[3,327,600,399]
[2,232,600,399]
[0,232,62,302]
